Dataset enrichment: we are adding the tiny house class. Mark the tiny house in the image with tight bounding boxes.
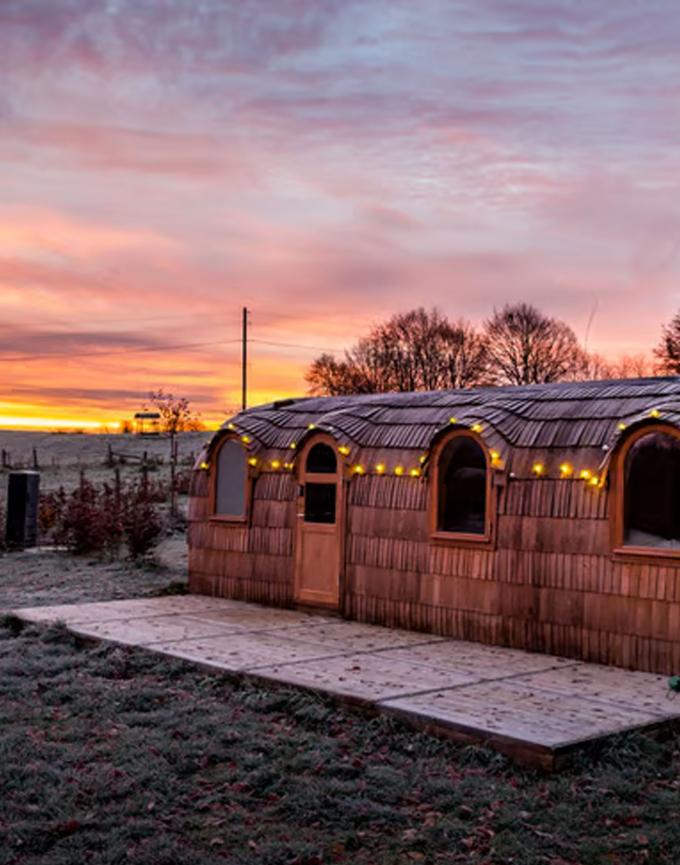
[188,378,680,674]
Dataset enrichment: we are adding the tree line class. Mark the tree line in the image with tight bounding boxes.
[306,304,680,395]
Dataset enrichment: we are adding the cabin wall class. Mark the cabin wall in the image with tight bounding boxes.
[344,458,680,675]
[188,469,297,606]
[188,444,680,675]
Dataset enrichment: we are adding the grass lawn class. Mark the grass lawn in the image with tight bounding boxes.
[2,619,680,865]
[0,536,187,611]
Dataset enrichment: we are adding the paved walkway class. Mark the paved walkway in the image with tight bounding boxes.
[13,595,680,768]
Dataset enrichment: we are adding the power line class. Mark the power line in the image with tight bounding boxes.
[0,335,346,365]
[251,338,345,353]
[0,338,242,364]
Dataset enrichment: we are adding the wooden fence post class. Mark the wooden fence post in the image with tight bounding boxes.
[170,434,178,518]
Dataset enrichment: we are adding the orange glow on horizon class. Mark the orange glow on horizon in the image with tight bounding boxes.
[0,415,120,431]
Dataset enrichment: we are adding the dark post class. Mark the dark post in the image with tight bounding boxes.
[170,435,178,518]
[32,447,39,470]
[5,471,40,549]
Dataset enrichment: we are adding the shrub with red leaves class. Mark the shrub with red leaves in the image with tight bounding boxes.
[62,478,110,555]
[39,477,165,560]
[39,487,67,544]
[123,480,165,560]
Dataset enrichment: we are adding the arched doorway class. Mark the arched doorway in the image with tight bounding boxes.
[294,436,344,607]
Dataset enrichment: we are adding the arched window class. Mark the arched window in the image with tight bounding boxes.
[306,442,337,474]
[622,429,680,550]
[214,438,247,519]
[434,433,489,537]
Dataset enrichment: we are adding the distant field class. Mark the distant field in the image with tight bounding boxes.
[0,431,212,506]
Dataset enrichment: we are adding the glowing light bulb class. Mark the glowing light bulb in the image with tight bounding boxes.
[617,422,627,432]
[472,423,483,433]
[248,457,258,467]
[227,423,236,430]
[650,409,661,419]
[338,445,350,456]
[579,469,592,481]
[449,417,457,425]
[289,442,297,449]
[284,462,293,470]
[241,435,251,444]
[352,464,365,475]
[559,463,573,477]
[490,450,500,461]
[375,463,386,474]
[419,454,427,464]
[308,423,316,430]
[199,461,210,471]
[532,463,545,476]
[409,468,421,478]
[394,465,404,476]
[589,475,600,487]
[270,459,281,470]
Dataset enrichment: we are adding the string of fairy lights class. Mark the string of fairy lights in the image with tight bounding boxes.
[199,408,669,487]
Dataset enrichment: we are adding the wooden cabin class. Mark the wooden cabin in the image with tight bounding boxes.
[188,378,680,675]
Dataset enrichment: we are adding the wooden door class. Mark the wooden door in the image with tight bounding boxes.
[294,436,343,608]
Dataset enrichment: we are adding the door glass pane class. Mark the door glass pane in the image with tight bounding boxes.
[304,482,336,523]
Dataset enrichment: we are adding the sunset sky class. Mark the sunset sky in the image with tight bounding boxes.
[2,1,680,429]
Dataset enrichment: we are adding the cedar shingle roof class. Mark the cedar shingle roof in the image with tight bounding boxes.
[207,377,680,462]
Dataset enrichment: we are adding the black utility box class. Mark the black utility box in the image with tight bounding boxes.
[5,470,40,549]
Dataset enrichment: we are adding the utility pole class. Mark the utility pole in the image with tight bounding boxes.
[241,306,248,410]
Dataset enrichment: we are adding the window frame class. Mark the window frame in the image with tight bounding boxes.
[296,433,343,527]
[429,429,494,547]
[611,422,680,561]
[209,435,251,524]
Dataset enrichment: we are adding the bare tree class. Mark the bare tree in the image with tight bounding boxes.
[144,389,203,434]
[577,352,615,381]
[306,308,490,395]
[143,389,202,519]
[483,303,586,386]
[611,353,654,379]
[655,312,680,375]
[306,353,374,396]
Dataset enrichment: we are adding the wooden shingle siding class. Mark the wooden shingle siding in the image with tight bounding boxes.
[189,376,680,673]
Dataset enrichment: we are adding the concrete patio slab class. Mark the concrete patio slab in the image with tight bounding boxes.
[146,631,347,671]
[16,595,226,624]
[378,640,577,677]
[249,650,478,702]
[263,620,447,653]
[381,679,667,750]
[505,664,674,715]
[55,613,256,647]
[12,594,680,769]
